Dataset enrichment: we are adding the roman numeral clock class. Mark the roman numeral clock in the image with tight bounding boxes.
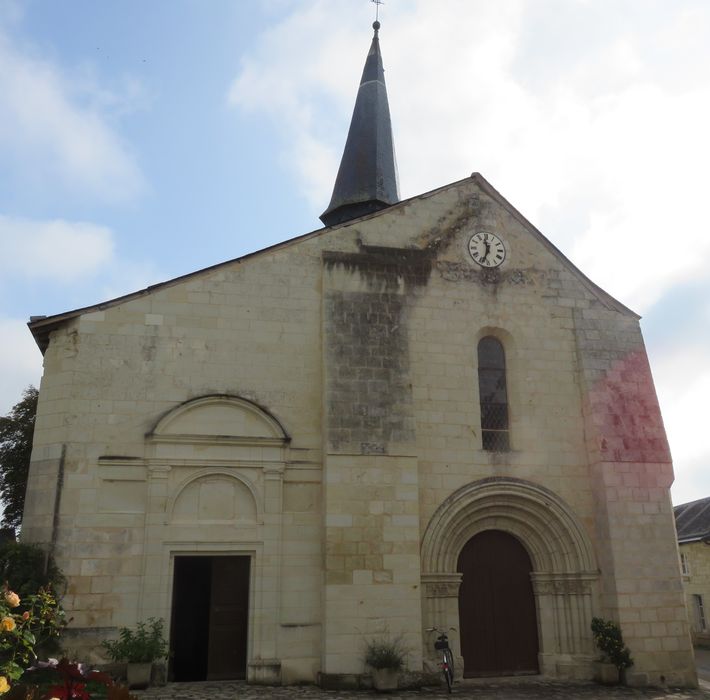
[468,231,507,268]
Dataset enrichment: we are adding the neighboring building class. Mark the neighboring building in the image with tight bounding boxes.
[22,21,696,687]
[675,497,710,644]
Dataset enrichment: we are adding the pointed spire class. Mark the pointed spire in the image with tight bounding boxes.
[320,21,400,227]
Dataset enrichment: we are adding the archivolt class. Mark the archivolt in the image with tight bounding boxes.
[421,477,597,574]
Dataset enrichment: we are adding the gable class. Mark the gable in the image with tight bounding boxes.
[28,173,636,355]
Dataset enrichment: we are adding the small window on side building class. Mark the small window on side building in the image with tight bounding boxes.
[478,336,509,451]
[694,594,707,631]
[680,551,690,576]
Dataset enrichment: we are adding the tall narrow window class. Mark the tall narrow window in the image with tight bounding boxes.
[478,336,509,451]
[680,551,691,576]
[694,594,707,631]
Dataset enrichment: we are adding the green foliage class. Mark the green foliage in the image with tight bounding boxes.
[591,617,633,671]
[0,543,65,601]
[363,634,407,671]
[101,618,167,663]
[0,584,66,690]
[0,387,38,533]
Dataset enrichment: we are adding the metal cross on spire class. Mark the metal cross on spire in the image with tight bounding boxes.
[371,0,384,22]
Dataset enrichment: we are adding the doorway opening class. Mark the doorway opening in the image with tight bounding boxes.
[169,555,250,681]
[457,530,539,677]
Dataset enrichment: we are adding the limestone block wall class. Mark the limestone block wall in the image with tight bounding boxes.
[680,542,710,644]
[574,307,696,686]
[322,454,422,675]
[397,183,603,677]
[23,234,343,675]
[22,174,695,685]
[320,251,427,676]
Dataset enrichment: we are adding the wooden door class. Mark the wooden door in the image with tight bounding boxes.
[170,556,250,681]
[457,530,539,676]
[207,556,250,680]
[169,557,211,681]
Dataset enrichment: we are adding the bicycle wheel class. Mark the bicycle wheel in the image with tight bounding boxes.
[443,648,454,693]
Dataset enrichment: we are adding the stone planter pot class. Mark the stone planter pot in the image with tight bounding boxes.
[372,668,399,692]
[593,661,619,685]
[127,662,153,689]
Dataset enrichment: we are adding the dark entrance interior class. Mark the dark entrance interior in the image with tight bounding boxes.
[170,555,250,681]
[457,530,539,677]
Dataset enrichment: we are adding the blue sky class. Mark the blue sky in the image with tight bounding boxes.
[1,0,709,505]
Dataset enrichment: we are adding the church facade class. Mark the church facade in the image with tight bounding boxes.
[23,22,695,687]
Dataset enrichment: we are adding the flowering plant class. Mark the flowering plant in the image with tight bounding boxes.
[0,585,66,694]
[591,617,633,671]
[21,659,137,700]
[34,659,112,700]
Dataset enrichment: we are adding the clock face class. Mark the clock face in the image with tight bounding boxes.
[468,232,506,268]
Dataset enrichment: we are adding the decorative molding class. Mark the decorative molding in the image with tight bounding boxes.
[143,458,287,470]
[148,433,286,448]
[531,573,597,596]
[422,572,462,598]
[263,463,286,479]
[421,477,597,575]
[166,468,262,524]
[148,394,290,442]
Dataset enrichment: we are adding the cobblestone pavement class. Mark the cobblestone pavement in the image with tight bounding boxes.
[134,679,710,700]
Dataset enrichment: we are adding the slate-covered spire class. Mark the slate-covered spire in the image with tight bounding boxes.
[320,21,400,227]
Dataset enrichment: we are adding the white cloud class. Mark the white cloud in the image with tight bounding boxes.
[0,29,145,202]
[228,0,710,503]
[0,318,43,415]
[228,0,710,315]
[0,216,114,284]
[653,343,710,505]
[97,258,166,303]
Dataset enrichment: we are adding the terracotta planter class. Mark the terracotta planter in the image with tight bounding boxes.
[372,668,399,692]
[126,662,152,689]
[593,661,619,685]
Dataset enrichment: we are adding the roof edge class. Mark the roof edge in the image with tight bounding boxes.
[27,176,474,353]
[29,172,639,353]
[470,173,640,320]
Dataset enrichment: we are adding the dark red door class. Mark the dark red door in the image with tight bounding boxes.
[457,530,539,676]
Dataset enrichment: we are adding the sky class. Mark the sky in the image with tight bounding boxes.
[0,0,708,506]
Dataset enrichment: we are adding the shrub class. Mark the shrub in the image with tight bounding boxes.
[591,617,633,671]
[0,544,65,602]
[101,619,167,664]
[363,635,407,671]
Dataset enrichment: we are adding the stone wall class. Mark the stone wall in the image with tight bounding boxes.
[680,542,710,644]
[22,174,695,685]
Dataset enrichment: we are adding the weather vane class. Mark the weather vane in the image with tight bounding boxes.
[371,0,384,22]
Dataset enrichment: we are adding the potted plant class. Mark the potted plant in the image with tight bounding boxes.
[101,617,167,689]
[364,635,406,692]
[591,617,633,685]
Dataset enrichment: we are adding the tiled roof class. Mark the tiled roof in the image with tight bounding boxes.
[674,496,710,543]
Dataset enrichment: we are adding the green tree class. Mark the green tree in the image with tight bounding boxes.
[0,387,38,532]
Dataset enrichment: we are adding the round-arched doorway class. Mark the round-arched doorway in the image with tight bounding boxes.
[457,530,539,676]
[421,478,599,680]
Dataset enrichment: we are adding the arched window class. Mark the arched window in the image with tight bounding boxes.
[477,336,509,451]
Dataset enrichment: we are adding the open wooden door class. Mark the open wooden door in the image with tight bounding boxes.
[170,555,250,681]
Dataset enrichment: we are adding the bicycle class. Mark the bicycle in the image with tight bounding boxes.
[426,626,455,693]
